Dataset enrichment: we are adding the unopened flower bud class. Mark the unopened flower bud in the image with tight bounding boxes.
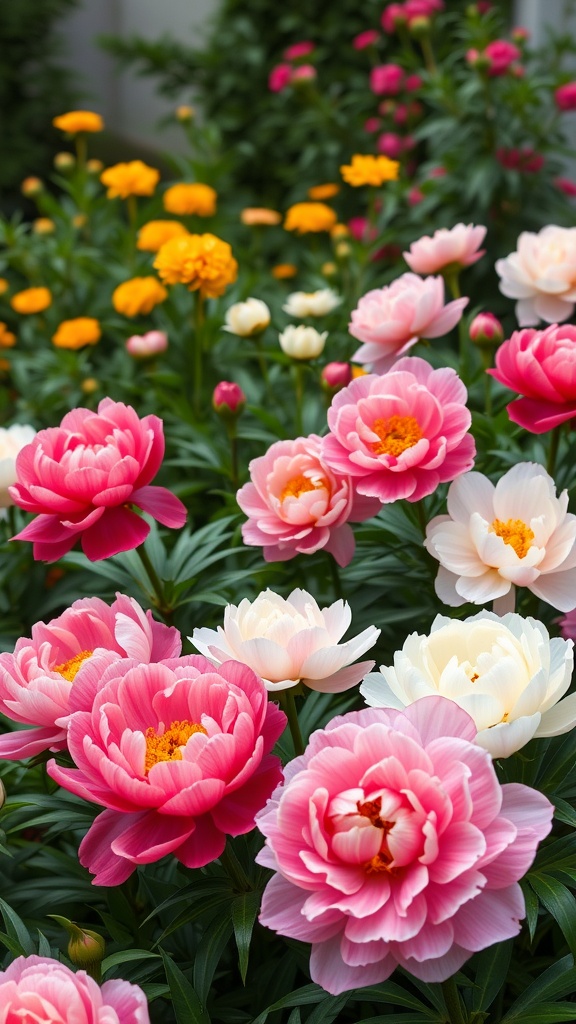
[291,64,317,84]
[81,378,99,394]
[176,105,195,122]
[408,15,431,38]
[335,241,351,258]
[213,381,246,418]
[469,312,504,348]
[49,916,105,981]
[321,362,353,393]
[72,214,87,229]
[86,158,104,174]
[223,298,271,337]
[54,152,75,171]
[279,324,327,360]
[33,218,56,235]
[125,330,168,359]
[321,261,338,277]
[21,177,43,197]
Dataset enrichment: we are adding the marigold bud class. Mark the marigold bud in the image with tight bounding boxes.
[469,312,504,348]
[176,105,195,122]
[54,152,75,171]
[33,218,56,235]
[21,177,43,197]
[86,158,104,174]
[408,15,431,37]
[213,381,246,417]
[81,378,99,394]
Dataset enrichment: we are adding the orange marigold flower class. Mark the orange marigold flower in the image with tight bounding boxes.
[137,220,190,252]
[331,223,350,239]
[308,183,340,200]
[154,234,238,299]
[0,323,16,348]
[0,279,9,295]
[240,207,282,226]
[52,317,102,350]
[284,202,337,234]
[53,110,104,133]
[33,218,56,235]
[175,105,195,122]
[271,263,298,279]
[21,177,43,197]
[10,287,52,315]
[100,160,160,199]
[112,277,168,317]
[163,183,217,217]
[340,154,400,187]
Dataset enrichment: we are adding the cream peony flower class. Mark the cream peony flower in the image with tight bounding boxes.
[223,298,271,337]
[190,588,379,692]
[496,225,576,326]
[0,425,36,508]
[361,611,576,758]
[424,462,576,612]
[279,324,327,359]
[282,289,342,317]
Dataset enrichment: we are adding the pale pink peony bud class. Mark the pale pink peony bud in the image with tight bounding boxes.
[213,381,246,417]
[291,64,317,83]
[125,330,168,358]
[469,312,504,347]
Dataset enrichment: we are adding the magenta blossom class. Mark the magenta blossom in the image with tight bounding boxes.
[321,357,475,504]
[488,324,576,433]
[484,40,521,76]
[403,223,486,275]
[555,82,576,111]
[0,955,149,1023]
[237,434,380,566]
[348,273,468,373]
[213,381,246,416]
[555,177,576,197]
[284,41,315,60]
[268,63,292,92]
[9,398,186,562]
[48,657,286,885]
[377,132,404,158]
[256,696,553,993]
[292,64,316,83]
[0,593,180,760]
[353,30,380,49]
[370,63,404,96]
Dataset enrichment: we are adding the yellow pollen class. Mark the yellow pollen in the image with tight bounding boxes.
[144,720,207,773]
[490,518,535,559]
[365,850,394,874]
[371,415,423,458]
[280,474,324,501]
[52,650,93,682]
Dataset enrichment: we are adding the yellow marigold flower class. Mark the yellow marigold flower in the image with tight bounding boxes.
[10,287,52,314]
[112,277,168,317]
[163,183,217,217]
[53,110,104,134]
[240,207,282,226]
[0,323,16,348]
[52,317,101,350]
[0,279,9,295]
[284,202,337,234]
[54,152,75,171]
[33,218,56,235]
[81,378,99,394]
[308,183,340,200]
[176,105,195,122]
[100,161,160,200]
[137,220,190,253]
[154,234,238,299]
[271,263,298,279]
[86,159,104,174]
[21,177,43,197]
[331,223,350,240]
[340,154,400,187]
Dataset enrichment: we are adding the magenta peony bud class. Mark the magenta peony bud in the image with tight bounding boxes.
[213,381,246,417]
[555,82,576,111]
[321,362,353,392]
[291,64,317,83]
[469,312,504,348]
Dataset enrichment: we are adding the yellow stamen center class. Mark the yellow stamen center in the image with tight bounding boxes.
[280,474,324,501]
[490,518,535,559]
[144,720,207,773]
[357,797,395,874]
[371,415,423,458]
[52,650,93,682]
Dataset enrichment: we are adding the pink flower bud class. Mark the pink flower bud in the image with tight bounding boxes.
[469,312,504,347]
[408,186,425,206]
[477,1,493,11]
[381,4,408,33]
[284,41,315,60]
[353,29,380,49]
[364,116,381,133]
[125,331,168,358]
[291,64,317,83]
[268,63,292,92]
[393,103,409,125]
[348,217,378,243]
[321,362,353,391]
[555,82,576,111]
[370,63,404,96]
[405,73,423,92]
[555,176,576,197]
[484,40,521,76]
[429,165,446,178]
[213,381,246,417]
[377,131,404,158]
[511,26,530,43]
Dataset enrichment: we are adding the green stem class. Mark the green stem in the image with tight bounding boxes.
[547,424,562,477]
[228,426,238,490]
[293,362,304,435]
[420,35,438,76]
[416,499,428,539]
[75,134,87,172]
[329,553,344,601]
[252,333,269,386]
[193,291,205,417]
[279,689,305,756]
[444,270,468,385]
[135,544,171,619]
[440,976,468,1024]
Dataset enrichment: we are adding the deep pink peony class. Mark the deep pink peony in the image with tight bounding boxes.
[484,40,521,76]
[321,358,475,504]
[377,132,404,158]
[488,324,576,433]
[268,63,293,92]
[555,82,576,111]
[236,435,380,567]
[47,656,286,885]
[403,223,486,276]
[256,696,553,993]
[349,273,468,373]
[370,64,404,96]
[0,593,181,760]
[9,398,187,562]
[0,955,149,1023]
[284,41,315,60]
[353,30,380,49]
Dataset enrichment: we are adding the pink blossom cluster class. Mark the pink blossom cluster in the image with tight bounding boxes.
[467,39,522,77]
[366,64,423,157]
[496,147,544,174]
[269,41,317,92]
[381,0,444,34]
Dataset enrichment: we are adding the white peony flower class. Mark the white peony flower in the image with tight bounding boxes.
[0,424,36,508]
[223,298,271,337]
[361,611,576,758]
[424,462,576,612]
[278,324,327,359]
[190,587,379,692]
[282,289,342,318]
[496,225,576,326]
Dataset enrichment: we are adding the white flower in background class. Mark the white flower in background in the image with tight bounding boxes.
[282,289,342,318]
[223,297,271,337]
[361,611,576,758]
[190,587,379,692]
[0,425,36,507]
[496,225,576,326]
[424,462,576,612]
[279,324,327,359]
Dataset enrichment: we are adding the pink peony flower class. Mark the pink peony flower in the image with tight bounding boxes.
[555,176,576,197]
[321,357,475,504]
[381,4,408,33]
[291,64,317,83]
[48,657,286,885]
[284,41,315,60]
[0,955,149,1023]
[484,40,521,76]
[405,73,423,91]
[405,0,444,23]
[377,132,404,158]
[191,588,379,693]
[370,64,405,96]
[496,225,576,326]
[364,117,381,133]
[555,81,576,111]
[321,362,353,391]
[236,434,380,566]
[488,324,576,432]
[268,63,293,92]
[125,330,168,358]
[213,381,246,416]
[9,398,187,562]
[353,30,380,49]
[256,695,553,993]
[0,593,180,760]
[348,273,468,373]
[404,223,486,275]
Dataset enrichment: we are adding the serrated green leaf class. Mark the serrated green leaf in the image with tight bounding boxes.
[160,948,211,1024]
[232,891,261,984]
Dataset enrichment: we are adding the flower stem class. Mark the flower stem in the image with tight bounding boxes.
[547,424,562,477]
[193,291,205,417]
[444,270,468,385]
[440,976,468,1024]
[420,35,438,76]
[329,553,344,601]
[227,425,239,490]
[135,543,171,619]
[293,362,304,434]
[279,689,305,756]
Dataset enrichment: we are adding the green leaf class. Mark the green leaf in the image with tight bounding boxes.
[306,994,349,1023]
[359,982,437,1015]
[501,1004,576,1024]
[250,983,327,1024]
[0,898,35,955]
[529,875,576,956]
[500,955,576,1019]
[193,912,234,1003]
[102,949,161,975]
[232,891,261,984]
[470,940,514,1012]
[160,948,211,1024]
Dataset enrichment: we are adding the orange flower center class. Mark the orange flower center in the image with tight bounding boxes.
[144,720,207,773]
[280,474,324,501]
[52,650,93,682]
[490,518,535,559]
[371,415,422,458]
[357,797,396,874]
